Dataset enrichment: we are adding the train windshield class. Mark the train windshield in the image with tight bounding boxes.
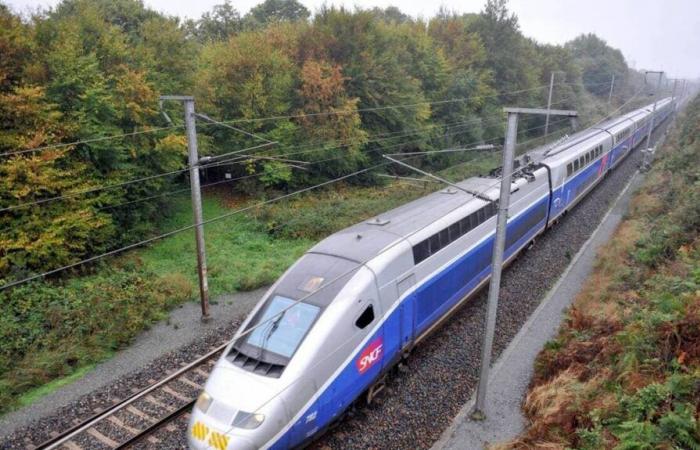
[243,295,320,358]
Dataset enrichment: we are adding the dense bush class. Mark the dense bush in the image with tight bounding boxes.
[0,263,192,411]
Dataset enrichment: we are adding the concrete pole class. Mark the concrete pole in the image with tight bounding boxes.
[608,73,615,105]
[471,111,518,420]
[543,72,555,142]
[641,71,663,172]
[183,98,211,321]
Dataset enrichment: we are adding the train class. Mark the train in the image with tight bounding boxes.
[187,97,675,450]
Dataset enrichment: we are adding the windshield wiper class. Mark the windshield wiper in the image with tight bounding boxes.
[257,310,285,360]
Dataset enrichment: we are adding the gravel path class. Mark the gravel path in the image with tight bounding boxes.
[0,122,670,450]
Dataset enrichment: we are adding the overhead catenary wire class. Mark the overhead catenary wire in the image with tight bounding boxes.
[0,119,482,213]
[1,81,598,159]
[0,143,280,213]
[2,98,574,214]
[0,114,575,291]
[97,116,572,212]
[2,85,585,215]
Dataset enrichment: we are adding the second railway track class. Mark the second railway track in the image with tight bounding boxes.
[34,344,226,450]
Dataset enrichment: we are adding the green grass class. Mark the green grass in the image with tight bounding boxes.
[138,195,313,296]
[14,363,97,409]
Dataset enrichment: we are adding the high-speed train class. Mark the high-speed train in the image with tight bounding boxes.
[188,97,675,450]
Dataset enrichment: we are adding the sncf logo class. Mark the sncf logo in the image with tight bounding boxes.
[356,337,383,374]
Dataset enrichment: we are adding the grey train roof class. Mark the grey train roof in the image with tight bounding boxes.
[309,180,494,263]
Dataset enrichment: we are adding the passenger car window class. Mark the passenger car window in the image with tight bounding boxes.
[355,305,375,329]
[429,234,440,254]
[412,240,430,264]
[448,223,460,242]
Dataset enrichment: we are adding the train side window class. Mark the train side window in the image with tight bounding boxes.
[429,234,440,255]
[486,203,495,218]
[355,304,375,329]
[468,212,478,230]
[574,160,579,171]
[459,217,470,235]
[412,240,430,264]
[439,228,449,247]
[448,223,460,242]
[579,156,585,167]
[567,163,573,177]
[585,153,590,164]
[476,208,485,225]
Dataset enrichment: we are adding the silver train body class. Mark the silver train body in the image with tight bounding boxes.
[188,97,675,450]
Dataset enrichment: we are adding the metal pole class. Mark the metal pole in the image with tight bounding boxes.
[608,73,615,104]
[183,98,211,321]
[471,111,518,420]
[543,72,555,142]
[641,71,663,172]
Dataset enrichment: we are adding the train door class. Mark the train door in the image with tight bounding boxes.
[397,274,416,355]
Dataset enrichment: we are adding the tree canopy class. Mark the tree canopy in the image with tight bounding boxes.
[0,0,644,281]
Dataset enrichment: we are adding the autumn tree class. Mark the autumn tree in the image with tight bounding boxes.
[295,59,367,177]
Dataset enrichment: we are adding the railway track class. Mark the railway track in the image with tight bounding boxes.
[33,344,227,450]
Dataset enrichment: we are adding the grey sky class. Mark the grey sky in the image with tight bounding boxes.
[6,0,699,79]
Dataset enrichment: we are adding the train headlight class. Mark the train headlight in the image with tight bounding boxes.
[195,391,213,413]
[233,411,265,429]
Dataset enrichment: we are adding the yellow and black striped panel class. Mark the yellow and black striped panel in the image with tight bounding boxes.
[208,431,230,450]
[191,421,209,441]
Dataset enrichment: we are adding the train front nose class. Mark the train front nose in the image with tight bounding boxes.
[187,391,287,450]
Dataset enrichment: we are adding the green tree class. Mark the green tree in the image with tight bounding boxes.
[186,1,241,42]
[467,0,540,105]
[0,4,34,92]
[244,0,310,29]
[567,33,628,98]
[314,7,430,156]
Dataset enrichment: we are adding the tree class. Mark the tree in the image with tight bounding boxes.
[0,4,34,92]
[244,0,310,29]
[187,1,241,42]
[567,33,629,98]
[314,7,430,156]
[369,6,411,24]
[295,59,368,177]
[467,0,540,105]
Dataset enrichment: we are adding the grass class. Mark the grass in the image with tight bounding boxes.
[15,363,97,408]
[138,194,314,296]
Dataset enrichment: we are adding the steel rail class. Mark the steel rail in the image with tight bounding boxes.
[35,342,228,450]
[114,399,196,449]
